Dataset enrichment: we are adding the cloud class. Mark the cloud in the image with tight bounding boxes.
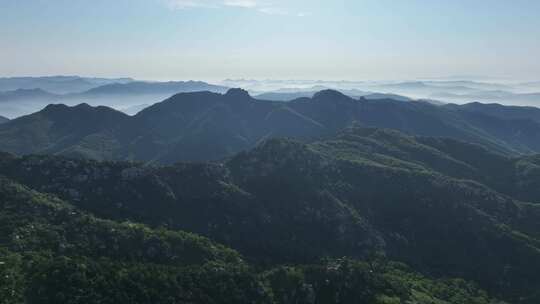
[165,0,310,16]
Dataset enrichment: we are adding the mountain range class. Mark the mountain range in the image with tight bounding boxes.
[0,76,134,94]
[0,80,229,118]
[1,126,540,303]
[3,77,540,120]
[0,88,59,102]
[1,88,540,164]
[3,87,540,302]
[370,81,540,106]
[79,80,228,96]
[225,79,540,107]
[434,90,540,106]
[254,87,413,102]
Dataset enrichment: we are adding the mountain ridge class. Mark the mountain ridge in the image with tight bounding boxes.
[0,76,134,94]
[2,89,540,163]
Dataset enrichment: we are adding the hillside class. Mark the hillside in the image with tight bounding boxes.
[0,167,501,303]
[0,115,8,124]
[1,89,540,163]
[0,103,129,158]
[0,176,267,303]
[2,127,540,303]
[445,102,540,122]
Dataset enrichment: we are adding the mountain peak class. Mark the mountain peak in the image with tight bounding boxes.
[73,102,92,109]
[40,103,124,117]
[225,88,251,100]
[312,89,350,100]
[43,103,69,111]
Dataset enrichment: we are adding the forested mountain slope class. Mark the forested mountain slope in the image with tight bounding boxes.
[2,127,540,303]
[0,168,502,303]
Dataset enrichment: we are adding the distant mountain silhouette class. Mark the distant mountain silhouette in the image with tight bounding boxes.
[362,92,412,101]
[255,89,412,102]
[79,80,228,96]
[0,115,9,124]
[1,89,540,163]
[0,76,133,94]
[377,80,512,93]
[434,90,540,107]
[0,88,59,102]
[0,80,230,118]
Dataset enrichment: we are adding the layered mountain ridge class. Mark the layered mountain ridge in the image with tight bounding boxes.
[2,89,540,163]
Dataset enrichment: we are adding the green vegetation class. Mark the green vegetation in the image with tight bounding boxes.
[2,125,540,303]
[0,176,505,303]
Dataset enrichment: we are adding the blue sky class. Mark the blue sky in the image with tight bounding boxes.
[1,0,539,81]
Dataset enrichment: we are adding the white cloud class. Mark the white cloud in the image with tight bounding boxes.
[165,0,310,16]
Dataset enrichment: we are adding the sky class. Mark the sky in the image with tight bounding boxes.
[1,0,540,81]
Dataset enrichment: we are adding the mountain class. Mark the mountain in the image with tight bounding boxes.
[255,90,412,102]
[0,173,500,303]
[0,176,269,303]
[2,88,540,163]
[253,85,370,101]
[255,91,316,101]
[424,80,514,91]
[362,92,412,101]
[0,76,133,94]
[0,79,229,118]
[0,88,60,103]
[79,80,229,96]
[129,89,539,160]
[225,79,540,107]
[1,127,539,303]
[116,88,324,163]
[434,90,540,107]
[0,103,129,159]
[367,81,540,106]
[375,80,514,94]
[0,115,8,124]
[0,88,64,119]
[284,90,540,155]
[446,102,540,122]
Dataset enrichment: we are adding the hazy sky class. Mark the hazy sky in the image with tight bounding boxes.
[1,0,540,81]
